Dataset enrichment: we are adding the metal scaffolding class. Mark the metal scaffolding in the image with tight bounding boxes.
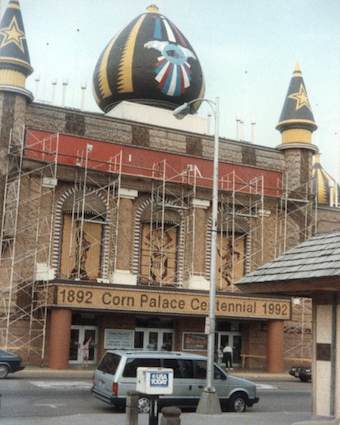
[217,171,265,291]
[273,177,315,363]
[142,160,198,287]
[0,127,314,365]
[0,129,122,362]
[0,129,59,361]
[66,144,122,281]
[284,297,313,363]
[142,165,265,290]
[274,177,316,258]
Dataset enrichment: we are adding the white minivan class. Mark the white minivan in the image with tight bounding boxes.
[92,350,259,412]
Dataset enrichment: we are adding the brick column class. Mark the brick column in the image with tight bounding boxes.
[186,199,210,290]
[266,320,284,373]
[112,188,138,285]
[282,148,314,196]
[48,308,72,369]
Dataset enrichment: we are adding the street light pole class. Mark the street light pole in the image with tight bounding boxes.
[206,96,219,392]
[173,97,221,414]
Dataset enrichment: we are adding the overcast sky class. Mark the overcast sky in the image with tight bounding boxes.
[16,0,340,179]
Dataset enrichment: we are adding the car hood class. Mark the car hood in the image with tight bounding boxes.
[227,375,257,387]
[0,352,21,361]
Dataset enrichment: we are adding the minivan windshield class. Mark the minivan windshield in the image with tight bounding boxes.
[97,353,121,375]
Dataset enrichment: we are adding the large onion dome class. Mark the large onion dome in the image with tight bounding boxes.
[312,154,340,207]
[93,4,205,113]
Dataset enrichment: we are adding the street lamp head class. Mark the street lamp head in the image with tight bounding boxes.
[173,102,190,120]
[173,102,192,120]
[173,98,214,120]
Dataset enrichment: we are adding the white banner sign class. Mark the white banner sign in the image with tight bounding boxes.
[104,329,134,349]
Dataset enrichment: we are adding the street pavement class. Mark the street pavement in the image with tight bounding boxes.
[0,368,315,425]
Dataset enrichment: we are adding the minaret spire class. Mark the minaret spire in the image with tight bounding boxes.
[276,63,317,148]
[0,0,33,100]
[276,64,318,198]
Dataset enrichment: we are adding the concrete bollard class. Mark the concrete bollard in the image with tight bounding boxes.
[160,406,181,425]
[125,390,139,425]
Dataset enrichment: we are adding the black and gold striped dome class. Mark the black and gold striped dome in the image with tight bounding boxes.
[312,154,340,207]
[0,0,33,100]
[93,5,205,113]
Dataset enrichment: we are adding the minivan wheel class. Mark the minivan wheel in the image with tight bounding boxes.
[138,397,151,414]
[0,365,9,379]
[229,393,247,412]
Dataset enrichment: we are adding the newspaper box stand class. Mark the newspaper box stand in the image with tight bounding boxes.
[137,367,174,425]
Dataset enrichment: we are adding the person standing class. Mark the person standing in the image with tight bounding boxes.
[80,336,92,368]
[223,343,233,370]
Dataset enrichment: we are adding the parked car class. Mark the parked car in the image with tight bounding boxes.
[289,365,312,382]
[92,350,259,412]
[0,349,25,378]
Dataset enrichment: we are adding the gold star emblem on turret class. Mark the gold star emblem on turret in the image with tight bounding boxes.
[288,83,311,110]
[0,16,25,52]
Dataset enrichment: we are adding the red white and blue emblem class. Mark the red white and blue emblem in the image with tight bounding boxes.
[144,40,196,97]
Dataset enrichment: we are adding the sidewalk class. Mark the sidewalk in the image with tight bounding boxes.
[16,366,294,381]
[2,412,313,425]
[16,366,95,379]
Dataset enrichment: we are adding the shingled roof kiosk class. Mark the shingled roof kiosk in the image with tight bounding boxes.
[237,231,340,419]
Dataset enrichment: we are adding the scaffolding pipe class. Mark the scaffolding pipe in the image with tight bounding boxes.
[4,129,25,350]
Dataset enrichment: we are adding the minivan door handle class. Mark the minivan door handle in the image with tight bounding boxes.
[198,385,204,389]
[189,385,192,390]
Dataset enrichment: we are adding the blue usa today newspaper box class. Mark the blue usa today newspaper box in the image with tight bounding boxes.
[136,368,174,395]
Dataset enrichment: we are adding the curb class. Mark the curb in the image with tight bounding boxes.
[14,367,294,381]
[15,368,94,379]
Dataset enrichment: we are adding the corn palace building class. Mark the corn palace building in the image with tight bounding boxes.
[0,1,339,371]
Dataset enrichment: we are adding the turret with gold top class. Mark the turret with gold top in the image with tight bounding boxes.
[276,64,318,196]
[0,0,33,100]
[276,63,317,151]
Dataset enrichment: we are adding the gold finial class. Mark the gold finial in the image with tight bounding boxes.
[146,4,160,13]
[293,62,302,75]
[8,0,20,9]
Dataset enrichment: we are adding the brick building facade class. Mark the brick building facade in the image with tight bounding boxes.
[0,1,339,371]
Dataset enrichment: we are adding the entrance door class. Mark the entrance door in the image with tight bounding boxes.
[217,332,242,367]
[69,326,97,365]
[134,328,174,351]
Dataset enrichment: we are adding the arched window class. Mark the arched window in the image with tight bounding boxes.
[216,233,246,290]
[133,197,184,287]
[140,222,178,285]
[55,188,108,281]
[206,211,248,291]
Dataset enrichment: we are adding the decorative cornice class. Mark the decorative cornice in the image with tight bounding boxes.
[0,83,32,101]
[192,199,210,209]
[277,142,319,153]
[119,188,138,199]
[276,119,317,132]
